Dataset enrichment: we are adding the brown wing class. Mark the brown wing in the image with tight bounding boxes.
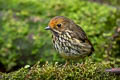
[75,25,88,41]
[71,24,94,52]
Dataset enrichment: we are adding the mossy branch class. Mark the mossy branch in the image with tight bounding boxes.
[1,59,120,80]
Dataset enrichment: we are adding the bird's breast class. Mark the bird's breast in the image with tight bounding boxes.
[52,32,92,59]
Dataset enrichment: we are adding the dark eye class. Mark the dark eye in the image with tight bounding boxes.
[57,24,61,28]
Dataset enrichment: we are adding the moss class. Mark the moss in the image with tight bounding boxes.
[1,59,120,80]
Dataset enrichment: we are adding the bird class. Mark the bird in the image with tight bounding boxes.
[45,16,94,65]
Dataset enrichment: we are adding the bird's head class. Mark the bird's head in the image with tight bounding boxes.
[45,16,73,35]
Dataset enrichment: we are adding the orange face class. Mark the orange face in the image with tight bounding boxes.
[45,16,69,32]
[49,17,64,29]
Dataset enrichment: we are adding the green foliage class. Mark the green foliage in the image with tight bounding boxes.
[103,0,120,6]
[1,59,120,80]
[0,0,120,73]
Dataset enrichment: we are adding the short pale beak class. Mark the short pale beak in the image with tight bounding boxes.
[45,26,51,30]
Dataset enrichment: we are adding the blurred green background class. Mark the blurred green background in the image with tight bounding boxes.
[0,0,120,72]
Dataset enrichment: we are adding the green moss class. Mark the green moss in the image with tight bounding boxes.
[1,59,120,80]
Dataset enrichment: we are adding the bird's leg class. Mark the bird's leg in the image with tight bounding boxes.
[64,60,69,67]
[76,58,85,67]
[79,62,84,67]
